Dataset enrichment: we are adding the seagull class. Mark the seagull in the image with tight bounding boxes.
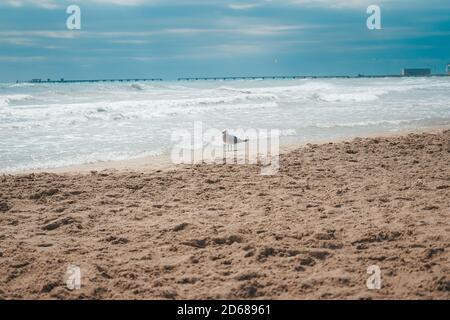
[222,130,248,151]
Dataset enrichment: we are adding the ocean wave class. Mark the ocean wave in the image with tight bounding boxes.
[0,93,280,128]
[0,94,34,107]
[313,92,382,102]
[130,83,144,91]
[313,119,424,129]
[218,81,384,102]
[0,149,163,173]
[7,83,38,88]
[213,78,450,103]
[217,86,253,94]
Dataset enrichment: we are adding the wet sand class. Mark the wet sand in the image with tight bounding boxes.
[0,130,449,299]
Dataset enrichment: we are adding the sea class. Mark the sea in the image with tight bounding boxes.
[1,77,450,172]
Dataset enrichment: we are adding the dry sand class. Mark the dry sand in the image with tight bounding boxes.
[0,130,449,300]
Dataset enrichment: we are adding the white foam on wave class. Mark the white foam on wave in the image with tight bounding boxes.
[0,149,163,173]
[130,83,144,91]
[222,81,386,102]
[0,94,34,107]
[313,118,424,129]
[316,92,382,102]
[217,86,253,94]
[214,78,450,103]
[0,92,279,129]
[7,83,38,88]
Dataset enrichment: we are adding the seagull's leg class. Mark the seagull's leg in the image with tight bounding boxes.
[223,143,227,164]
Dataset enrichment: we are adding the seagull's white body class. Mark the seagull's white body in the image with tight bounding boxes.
[222,130,247,144]
[222,130,248,151]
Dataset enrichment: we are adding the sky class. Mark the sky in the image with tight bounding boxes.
[0,0,449,81]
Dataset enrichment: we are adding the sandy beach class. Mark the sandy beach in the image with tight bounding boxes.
[0,129,449,300]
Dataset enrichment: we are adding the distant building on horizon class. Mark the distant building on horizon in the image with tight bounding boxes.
[401,68,431,77]
[447,63,450,75]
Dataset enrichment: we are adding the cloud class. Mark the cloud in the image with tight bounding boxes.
[279,0,383,9]
[163,25,311,37]
[0,37,36,46]
[228,3,261,10]
[1,0,439,11]
[201,43,266,55]
[0,31,80,39]
[129,56,158,61]
[3,0,59,9]
[109,39,150,45]
[1,0,151,9]
[0,55,47,62]
[88,0,150,6]
[0,0,402,10]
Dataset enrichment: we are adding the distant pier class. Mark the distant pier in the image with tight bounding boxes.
[24,78,163,84]
[177,74,450,81]
[18,73,449,84]
[177,76,307,81]
[177,75,352,81]
[177,75,405,81]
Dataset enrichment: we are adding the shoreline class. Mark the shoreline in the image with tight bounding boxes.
[8,124,450,176]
